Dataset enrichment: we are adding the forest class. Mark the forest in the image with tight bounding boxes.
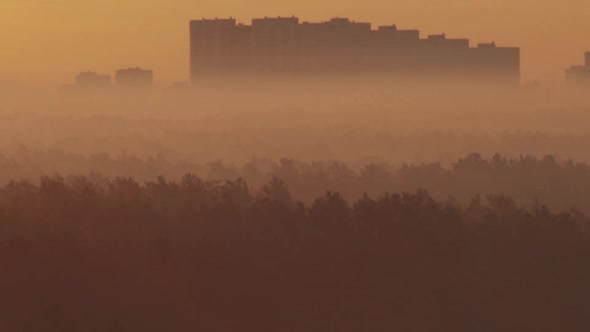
[2,152,590,214]
[1,167,590,331]
[3,87,590,330]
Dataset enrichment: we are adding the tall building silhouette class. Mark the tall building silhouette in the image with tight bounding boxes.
[565,52,590,85]
[190,16,520,83]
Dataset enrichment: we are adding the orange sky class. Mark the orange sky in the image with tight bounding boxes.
[1,0,588,87]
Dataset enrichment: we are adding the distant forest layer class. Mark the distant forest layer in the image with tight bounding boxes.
[1,171,590,331]
[2,86,590,165]
[2,152,590,214]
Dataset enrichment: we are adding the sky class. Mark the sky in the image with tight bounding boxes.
[1,0,589,87]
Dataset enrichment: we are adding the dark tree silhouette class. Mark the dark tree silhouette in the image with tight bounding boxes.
[0,175,589,331]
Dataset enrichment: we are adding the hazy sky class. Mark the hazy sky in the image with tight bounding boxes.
[1,0,588,87]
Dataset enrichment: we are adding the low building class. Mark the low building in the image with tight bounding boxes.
[565,52,590,85]
[116,68,154,89]
[75,71,111,89]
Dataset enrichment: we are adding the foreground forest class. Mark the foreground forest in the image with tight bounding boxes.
[1,171,590,331]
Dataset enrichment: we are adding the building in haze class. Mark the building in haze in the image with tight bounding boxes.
[189,16,520,83]
[75,71,111,89]
[115,68,154,89]
[565,52,590,85]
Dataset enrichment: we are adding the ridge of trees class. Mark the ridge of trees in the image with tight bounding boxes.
[2,151,590,213]
[1,174,590,331]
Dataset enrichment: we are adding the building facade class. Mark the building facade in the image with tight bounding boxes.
[189,17,520,83]
[76,71,111,89]
[116,68,154,89]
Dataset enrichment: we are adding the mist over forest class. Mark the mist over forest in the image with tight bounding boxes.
[2,79,590,330]
[2,81,590,164]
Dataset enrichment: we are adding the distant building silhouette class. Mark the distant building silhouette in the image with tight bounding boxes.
[565,52,590,85]
[190,17,520,83]
[75,71,111,89]
[116,68,154,89]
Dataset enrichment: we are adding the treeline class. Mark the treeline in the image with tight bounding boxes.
[5,112,590,166]
[3,151,590,213]
[1,175,590,331]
